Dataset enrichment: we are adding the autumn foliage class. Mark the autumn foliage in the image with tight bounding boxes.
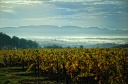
[0,48,128,84]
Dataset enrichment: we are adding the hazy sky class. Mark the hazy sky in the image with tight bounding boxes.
[0,0,128,29]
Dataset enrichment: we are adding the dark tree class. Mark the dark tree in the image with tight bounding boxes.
[0,32,11,49]
[11,36,20,49]
[79,45,83,48]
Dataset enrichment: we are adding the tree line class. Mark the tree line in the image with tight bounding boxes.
[114,44,128,48]
[0,32,39,49]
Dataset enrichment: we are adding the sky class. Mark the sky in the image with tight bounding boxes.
[0,0,128,30]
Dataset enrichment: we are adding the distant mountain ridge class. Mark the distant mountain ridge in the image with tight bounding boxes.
[0,25,128,38]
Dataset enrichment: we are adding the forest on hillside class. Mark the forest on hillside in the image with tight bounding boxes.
[0,32,39,49]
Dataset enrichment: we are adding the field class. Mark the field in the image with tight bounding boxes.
[0,48,128,84]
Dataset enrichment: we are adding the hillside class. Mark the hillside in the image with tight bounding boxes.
[0,32,39,49]
[0,25,128,37]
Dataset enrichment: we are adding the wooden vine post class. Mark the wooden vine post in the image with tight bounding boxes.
[63,63,70,84]
[22,57,25,71]
[37,55,40,76]
[9,55,12,66]
[56,59,59,83]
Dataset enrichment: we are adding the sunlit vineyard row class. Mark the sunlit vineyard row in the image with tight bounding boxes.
[0,48,128,84]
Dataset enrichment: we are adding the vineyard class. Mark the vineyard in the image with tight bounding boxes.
[0,48,128,84]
